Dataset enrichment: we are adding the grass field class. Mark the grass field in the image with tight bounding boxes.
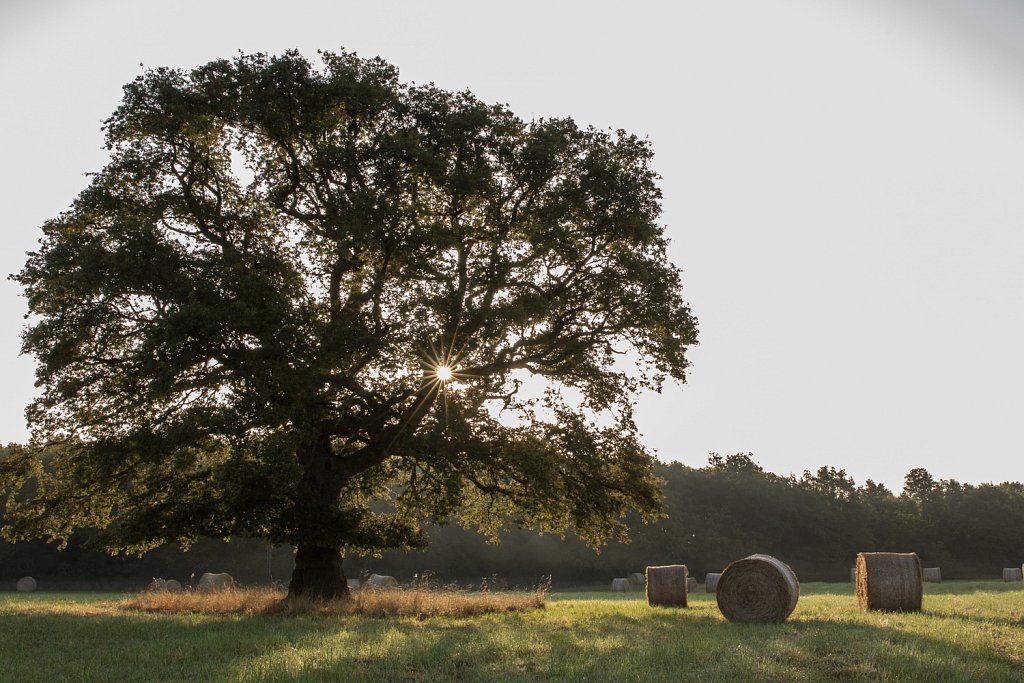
[1,581,1022,681]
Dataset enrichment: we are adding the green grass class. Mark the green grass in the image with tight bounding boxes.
[1,582,1022,681]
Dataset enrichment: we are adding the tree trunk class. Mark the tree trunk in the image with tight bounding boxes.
[287,545,349,600]
[288,428,349,600]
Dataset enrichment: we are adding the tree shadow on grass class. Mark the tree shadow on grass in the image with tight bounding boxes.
[0,602,1022,682]
[920,607,1024,629]
[472,609,1024,682]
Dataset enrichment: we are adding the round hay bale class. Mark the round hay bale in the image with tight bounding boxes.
[197,572,235,592]
[610,578,632,592]
[705,573,722,593]
[850,567,857,583]
[716,554,799,623]
[686,577,698,594]
[148,578,168,592]
[646,564,688,607]
[628,572,646,587]
[1002,568,1022,582]
[165,579,183,592]
[16,577,37,592]
[366,574,398,590]
[922,567,941,583]
[855,552,922,612]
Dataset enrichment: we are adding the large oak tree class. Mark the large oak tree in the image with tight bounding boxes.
[2,51,697,598]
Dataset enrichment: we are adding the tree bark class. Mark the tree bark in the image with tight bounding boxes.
[287,428,350,600]
[287,545,349,600]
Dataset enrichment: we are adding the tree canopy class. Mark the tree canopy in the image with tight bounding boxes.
[3,50,697,597]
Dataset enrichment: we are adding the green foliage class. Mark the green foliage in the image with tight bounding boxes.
[353,456,1024,583]
[4,50,695,558]
[4,445,1021,585]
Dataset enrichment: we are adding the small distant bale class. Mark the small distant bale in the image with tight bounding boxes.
[850,567,857,583]
[705,573,722,593]
[197,572,235,592]
[366,574,398,590]
[148,578,168,591]
[855,552,922,612]
[165,579,183,592]
[646,564,688,607]
[686,577,698,594]
[922,567,942,583]
[628,572,646,588]
[611,578,632,592]
[347,578,361,591]
[1002,568,1022,582]
[16,577,37,592]
[716,554,799,623]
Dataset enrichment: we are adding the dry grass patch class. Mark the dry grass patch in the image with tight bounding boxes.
[117,584,546,619]
[118,586,282,616]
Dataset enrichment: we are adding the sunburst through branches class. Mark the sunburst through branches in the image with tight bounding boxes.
[418,334,469,447]
[421,334,466,391]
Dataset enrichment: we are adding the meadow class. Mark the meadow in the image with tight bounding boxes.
[0,581,1021,681]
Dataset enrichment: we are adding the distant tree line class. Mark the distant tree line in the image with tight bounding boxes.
[355,453,1024,584]
[2,448,1021,587]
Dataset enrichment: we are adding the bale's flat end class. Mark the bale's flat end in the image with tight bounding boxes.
[715,554,799,623]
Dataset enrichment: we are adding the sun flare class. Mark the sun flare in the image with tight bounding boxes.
[435,365,454,382]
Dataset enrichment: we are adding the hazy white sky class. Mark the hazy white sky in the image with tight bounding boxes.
[1,0,1022,492]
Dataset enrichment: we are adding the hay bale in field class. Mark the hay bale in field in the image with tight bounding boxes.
[705,573,722,593]
[197,572,235,592]
[686,577,698,594]
[148,578,168,591]
[611,578,632,592]
[855,552,922,612]
[923,567,941,583]
[716,554,799,623]
[851,567,856,583]
[366,574,398,590]
[628,572,646,588]
[645,564,688,607]
[16,577,36,592]
[1002,568,1022,582]
[165,579,183,592]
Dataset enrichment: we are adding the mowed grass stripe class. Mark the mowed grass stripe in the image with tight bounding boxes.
[0,582,1021,681]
